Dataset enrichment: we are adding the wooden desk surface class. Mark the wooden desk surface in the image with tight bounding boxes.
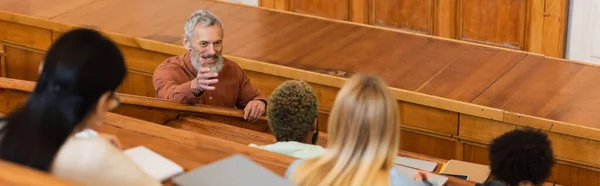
[97,112,294,176]
[0,160,79,186]
[47,0,526,103]
[473,56,600,128]
[99,113,474,186]
[1,1,600,130]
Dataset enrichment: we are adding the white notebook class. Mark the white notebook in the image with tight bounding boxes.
[172,155,295,186]
[395,156,438,172]
[124,146,184,182]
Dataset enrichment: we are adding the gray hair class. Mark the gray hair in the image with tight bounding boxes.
[184,10,223,40]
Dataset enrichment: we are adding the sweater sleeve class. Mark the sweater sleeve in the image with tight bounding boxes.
[153,62,198,105]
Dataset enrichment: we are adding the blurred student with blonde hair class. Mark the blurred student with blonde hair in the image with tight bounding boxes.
[284,74,428,186]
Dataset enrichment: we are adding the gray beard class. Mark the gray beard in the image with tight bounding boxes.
[191,52,224,73]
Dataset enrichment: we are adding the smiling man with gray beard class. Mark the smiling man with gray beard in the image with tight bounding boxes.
[153,10,267,122]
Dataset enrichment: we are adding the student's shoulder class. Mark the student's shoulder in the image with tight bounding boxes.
[156,55,188,71]
[55,137,115,165]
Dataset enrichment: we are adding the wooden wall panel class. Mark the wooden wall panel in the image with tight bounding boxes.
[0,44,5,77]
[115,45,171,97]
[399,101,458,135]
[549,132,600,167]
[244,70,339,111]
[289,0,349,21]
[434,0,457,38]
[549,163,600,186]
[118,45,171,74]
[116,72,155,97]
[373,0,433,34]
[462,143,489,165]
[540,0,568,58]
[400,130,458,160]
[457,0,527,49]
[0,21,52,51]
[459,114,518,143]
[260,0,567,57]
[4,45,43,82]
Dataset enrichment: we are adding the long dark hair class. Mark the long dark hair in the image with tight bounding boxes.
[0,29,126,171]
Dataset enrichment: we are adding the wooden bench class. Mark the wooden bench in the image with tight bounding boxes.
[98,113,475,186]
[169,115,449,173]
[0,78,574,185]
[0,77,449,172]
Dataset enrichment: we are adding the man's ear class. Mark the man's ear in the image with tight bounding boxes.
[182,35,191,51]
[312,118,318,131]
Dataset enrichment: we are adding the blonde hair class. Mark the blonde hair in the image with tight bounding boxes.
[289,74,400,186]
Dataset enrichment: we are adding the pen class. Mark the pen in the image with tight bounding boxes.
[422,177,433,186]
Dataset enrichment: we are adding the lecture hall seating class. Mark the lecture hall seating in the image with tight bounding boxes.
[1,0,599,185]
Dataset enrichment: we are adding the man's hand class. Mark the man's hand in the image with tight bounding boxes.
[244,100,266,122]
[98,133,123,150]
[191,67,219,96]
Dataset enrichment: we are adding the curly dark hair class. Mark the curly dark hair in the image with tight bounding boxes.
[267,80,318,142]
[488,128,555,186]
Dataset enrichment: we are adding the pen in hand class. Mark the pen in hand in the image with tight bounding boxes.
[414,170,434,186]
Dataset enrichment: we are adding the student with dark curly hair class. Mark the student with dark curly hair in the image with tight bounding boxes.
[478,128,555,186]
[249,80,324,159]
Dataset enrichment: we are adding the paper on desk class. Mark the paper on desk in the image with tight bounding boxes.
[395,156,437,172]
[172,155,296,186]
[124,146,184,182]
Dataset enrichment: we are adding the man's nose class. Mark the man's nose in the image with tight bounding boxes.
[206,44,216,55]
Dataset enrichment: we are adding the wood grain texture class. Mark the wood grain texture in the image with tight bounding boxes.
[41,0,524,102]
[457,0,527,49]
[167,116,277,145]
[257,0,566,57]
[0,77,471,185]
[171,115,452,173]
[473,56,600,129]
[541,0,568,58]
[0,160,79,186]
[399,101,458,135]
[461,143,489,165]
[100,113,476,185]
[290,0,348,20]
[434,0,456,38]
[549,163,600,186]
[0,0,522,123]
[116,71,155,97]
[0,77,580,186]
[0,0,99,19]
[4,45,43,81]
[0,77,271,131]
[400,130,458,160]
[0,20,52,50]
[0,44,5,77]
[373,0,433,34]
[97,113,294,176]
